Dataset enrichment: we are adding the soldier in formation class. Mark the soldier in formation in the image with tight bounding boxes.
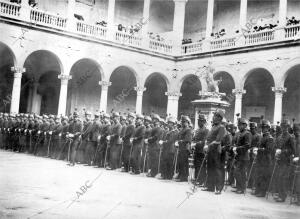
[1,110,299,205]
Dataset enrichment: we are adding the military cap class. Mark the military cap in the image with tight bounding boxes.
[249,122,257,128]
[120,115,127,121]
[112,112,120,118]
[103,113,110,119]
[281,119,291,127]
[261,119,271,127]
[214,110,225,119]
[73,111,80,117]
[136,114,144,120]
[128,112,136,119]
[29,114,34,118]
[167,116,176,124]
[85,111,92,116]
[198,114,206,121]
[4,113,8,117]
[49,114,55,119]
[181,115,191,124]
[43,115,49,119]
[144,116,152,122]
[94,112,101,118]
[152,114,160,121]
[238,118,249,125]
[62,116,68,120]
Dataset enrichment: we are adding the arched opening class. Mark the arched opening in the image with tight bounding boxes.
[21,50,61,115]
[178,75,201,121]
[107,66,137,113]
[143,73,168,117]
[242,68,275,122]
[214,72,235,122]
[0,42,15,113]
[67,59,102,115]
[283,64,300,122]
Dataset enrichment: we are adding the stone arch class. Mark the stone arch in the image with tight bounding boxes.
[107,66,138,113]
[278,57,300,87]
[178,74,202,119]
[67,58,103,115]
[242,68,275,122]
[143,72,169,116]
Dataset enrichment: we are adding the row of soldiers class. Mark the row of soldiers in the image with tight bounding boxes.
[0,110,299,205]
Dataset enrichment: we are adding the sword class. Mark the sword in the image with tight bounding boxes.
[224,153,237,192]
[47,133,52,157]
[266,159,278,199]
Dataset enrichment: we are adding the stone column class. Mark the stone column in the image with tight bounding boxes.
[26,82,34,113]
[202,0,214,51]
[20,0,30,22]
[141,0,151,48]
[165,91,182,119]
[275,0,287,40]
[232,88,246,124]
[272,87,286,124]
[10,67,25,114]
[134,86,146,115]
[99,81,112,113]
[57,74,72,116]
[107,0,116,40]
[205,0,214,39]
[66,0,76,31]
[172,0,188,54]
[279,0,287,27]
[239,0,247,29]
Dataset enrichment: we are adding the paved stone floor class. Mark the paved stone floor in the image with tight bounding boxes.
[0,149,299,219]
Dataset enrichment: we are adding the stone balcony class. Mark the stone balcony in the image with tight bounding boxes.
[1,0,300,58]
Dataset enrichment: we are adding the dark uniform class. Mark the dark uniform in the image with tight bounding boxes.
[193,124,209,185]
[233,120,251,193]
[69,116,83,165]
[254,120,274,197]
[275,121,296,201]
[122,120,135,172]
[206,118,226,192]
[147,116,163,177]
[176,116,192,182]
[108,117,122,170]
[131,118,145,174]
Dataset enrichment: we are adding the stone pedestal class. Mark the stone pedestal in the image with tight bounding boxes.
[192,91,229,129]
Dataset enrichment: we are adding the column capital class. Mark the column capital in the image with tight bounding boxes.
[173,0,188,3]
[58,74,72,81]
[11,67,25,76]
[272,86,287,94]
[232,88,246,96]
[99,81,112,91]
[134,86,146,92]
[165,91,182,98]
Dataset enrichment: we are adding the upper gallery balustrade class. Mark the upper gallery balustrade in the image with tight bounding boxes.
[0,0,299,57]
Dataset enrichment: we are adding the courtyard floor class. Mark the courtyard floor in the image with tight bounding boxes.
[0,149,299,219]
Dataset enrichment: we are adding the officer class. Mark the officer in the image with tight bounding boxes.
[51,116,63,159]
[192,114,209,186]
[274,119,296,202]
[141,115,152,173]
[146,114,163,177]
[253,119,274,197]
[80,111,93,164]
[204,110,226,194]
[174,115,192,182]
[107,112,122,170]
[57,116,70,160]
[119,115,127,168]
[248,122,261,189]
[97,113,111,167]
[121,112,135,172]
[233,118,252,194]
[160,116,178,180]
[131,114,145,174]
[68,112,83,166]
[220,121,232,190]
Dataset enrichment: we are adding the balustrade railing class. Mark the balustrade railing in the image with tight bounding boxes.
[115,31,142,46]
[30,8,67,29]
[210,36,237,50]
[285,24,300,39]
[244,29,275,45]
[181,41,203,54]
[76,21,107,39]
[0,0,20,18]
[149,39,173,54]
